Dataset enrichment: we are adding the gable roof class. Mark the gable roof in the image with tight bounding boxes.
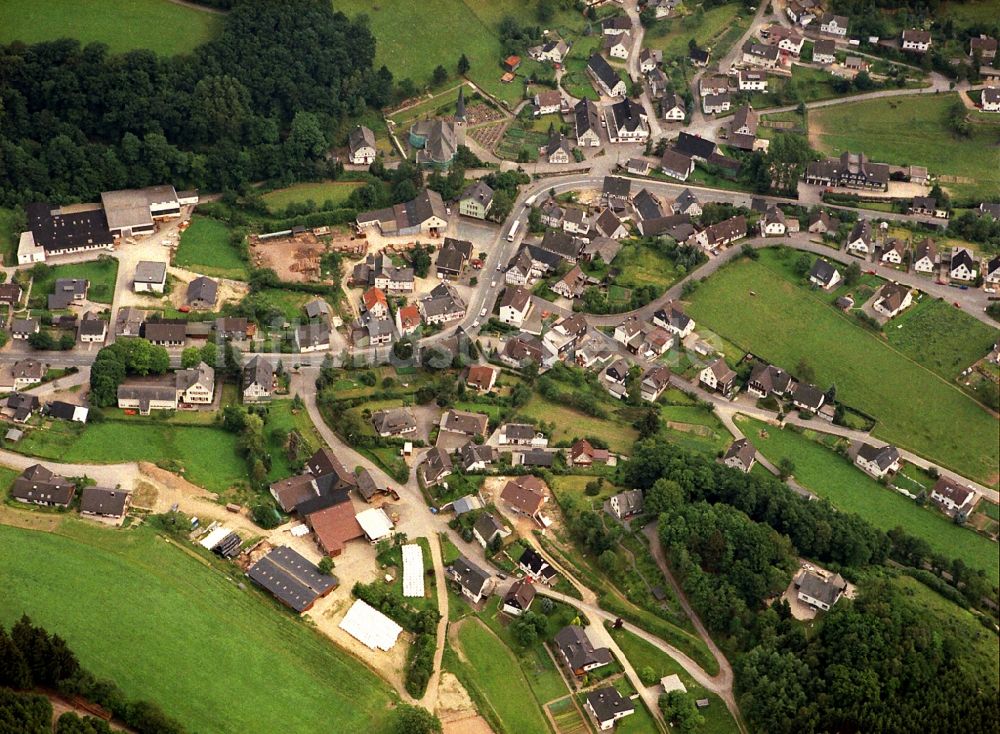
[724,438,756,467]
[500,476,546,515]
[809,258,840,285]
[186,276,218,305]
[588,54,622,92]
[674,132,716,160]
[574,98,601,136]
[448,555,491,596]
[554,625,613,670]
[857,442,899,471]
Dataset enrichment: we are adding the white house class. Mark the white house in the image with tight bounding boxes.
[983,88,1000,113]
[348,126,377,165]
[854,443,900,478]
[585,688,635,731]
[499,286,533,327]
[930,477,975,515]
[738,69,768,92]
[846,220,874,256]
[872,283,912,318]
[901,29,932,52]
[699,358,736,394]
[759,205,786,236]
[949,248,977,281]
[795,569,848,611]
[913,239,938,273]
[133,261,167,294]
[819,13,849,37]
[661,93,686,121]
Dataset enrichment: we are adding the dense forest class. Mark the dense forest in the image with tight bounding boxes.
[621,440,1000,733]
[0,0,393,206]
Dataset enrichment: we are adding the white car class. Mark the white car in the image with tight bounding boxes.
[480,307,487,317]
[472,320,480,328]
[490,280,497,288]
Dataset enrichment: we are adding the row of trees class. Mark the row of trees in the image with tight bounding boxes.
[0,0,391,205]
[0,616,185,733]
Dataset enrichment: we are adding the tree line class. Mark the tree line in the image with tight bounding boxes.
[0,615,185,733]
[0,0,392,206]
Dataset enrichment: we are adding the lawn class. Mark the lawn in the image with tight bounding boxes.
[0,0,221,56]
[14,420,247,494]
[0,207,18,267]
[261,181,363,213]
[255,288,313,322]
[264,400,325,481]
[29,258,119,308]
[809,94,1000,199]
[333,0,586,105]
[645,2,751,60]
[175,216,248,280]
[686,252,999,486]
[613,241,683,291]
[0,521,396,734]
[519,395,638,454]
[885,297,999,381]
[454,618,551,734]
[659,404,732,455]
[607,625,739,734]
[738,416,999,585]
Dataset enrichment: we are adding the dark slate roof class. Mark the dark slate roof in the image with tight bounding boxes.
[80,486,130,516]
[808,258,839,285]
[246,546,338,613]
[724,438,756,467]
[674,132,716,160]
[473,513,505,543]
[243,355,273,387]
[448,555,491,596]
[586,687,634,723]
[792,382,825,409]
[519,547,558,580]
[588,54,622,92]
[857,443,900,471]
[186,276,219,305]
[575,98,601,137]
[554,625,613,670]
[797,570,846,606]
[602,176,632,200]
[25,203,113,254]
[10,464,76,505]
[540,230,582,260]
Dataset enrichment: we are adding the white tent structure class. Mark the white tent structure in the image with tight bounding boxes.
[339,599,403,651]
[198,526,230,550]
[402,543,425,598]
[356,507,394,542]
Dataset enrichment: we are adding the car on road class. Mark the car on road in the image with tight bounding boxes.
[490,280,496,288]
[472,320,479,328]
[496,263,503,271]
[480,307,487,317]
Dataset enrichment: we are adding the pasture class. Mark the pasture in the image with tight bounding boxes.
[332,0,586,105]
[614,242,683,291]
[454,618,551,734]
[886,297,998,381]
[645,2,750,60]
[264,400,325,482]
[0,521,397,734]
[738,416,999,585]
[0,0,221,56]
[685,254,999,485]
[261,181,363,213]
[809,94,1000,198]
[520,395,638,454]
[175,216,248,280]
[14,420,247,494]
[29,258,119,308]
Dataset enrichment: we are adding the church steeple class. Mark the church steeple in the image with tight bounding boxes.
[455,86,467,124]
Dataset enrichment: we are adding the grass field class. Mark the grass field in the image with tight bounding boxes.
[454,618,550,734]
[645,2,751,60]
[614,241,683,291]
[261,181,363,212]
[520,395,638,454]
[738,416,999,585]
[0,521,396,733]
[255,288,313,322]
[0,208,18,267]
[809,94,1000,198]
[14,420,246,494]
[607,625,739,734]
[892,574,999,690]
[686,252,999,485]
[264,400,325,481]
[334,0,586,105]
[175,216,247,280]
[28,258,120,308]
[886,297,998,381]
[0,0,221,56]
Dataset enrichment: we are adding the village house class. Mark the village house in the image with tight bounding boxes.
[369,406,418,438]
[985,255,1000,284]
[608,489,644,521]
[295,322,331,353]
[501,579,536,616]
[700,358,737,395]
[760,205,787,236]
[242,356,274,403]
[531,39,570,64]
[819,13,849,37]
[420,447,452,487]
[133,261,167,293]
[795,569,848,611]
[689,46,710,66]
[585,687,635,731]
[809,257,843,290]
[949,248,977,281]
[10,465,76,507]
[913,239,938,273]
[747,362,792,399]
[458,181,494,220]
[660,93,686,121]
[724,438,756,473]
[562,208,590,235]
[640,327,673,359]
[855,443,900,478]
[880,238,907,265]
[499,286,533,327]
[603,31,632,60]
[472,512,508,549]
[640,364,671,402]
[693,215,747,250]
[79,486,132,521]
[653,303,694,337]
[554,625,613,676]
[11,359,44,391]
[901,29,932,52]
[674,133,716,164]
[983,88,1000,113]
[738,69,768,92]
[352,253,415,293]
[552,265,588,299]
[356,188,448,237]
[10,318,38,340]
[348,125,377,165]
[361,287,389,321]
[458,442,497,473]
[518,546,558,584]
[587,54,627,97]
[570,438,611,467]
[702,91,732,115]
[813,38,837,64]
[420,282,466,325]
[930,476,975,516]
[142,320,185,347]
[873,283,913,318]
[176,361,215,405]
[544,133,574,164]
[909,196,948,219]
[574,98,603,147]
[970,35,997,62]
[447,556,494,604]
[638,47,662,72]
[435,237,473,279]
[594,208,627,239]
[440,409,489,439]
[500,476,548,524]
[606,99,650,143]
[466,365,498,392]
[806,151,889,190]
[602,16,632,34]
[846,219,874,256]
[770,26,805,55]
[808,210,837,234]
[395,304,421,337]
[185,276,218,310]
[792,382,826,413]
[660,148,695,181]
[498,423,546,447]
[742,41,780,68]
